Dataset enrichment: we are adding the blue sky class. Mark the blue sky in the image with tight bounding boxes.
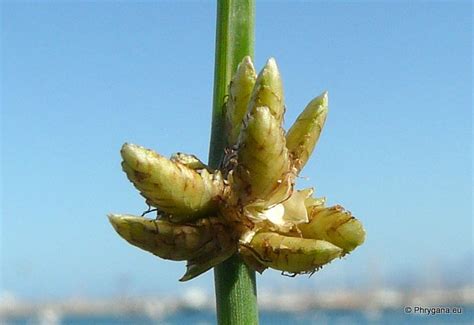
[1,2,472,299]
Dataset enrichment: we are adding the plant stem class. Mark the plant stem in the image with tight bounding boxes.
[208,0,258,324]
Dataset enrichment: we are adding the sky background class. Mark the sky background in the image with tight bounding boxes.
[1,1,472,300]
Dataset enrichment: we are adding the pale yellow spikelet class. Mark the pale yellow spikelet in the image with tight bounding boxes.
[286,91,328,173]
[225,56,257,146]
[108,214,220,261]
[233,106,292,206]
[242,232,342,273]
[248,58,285,123]
[298,205,366,253]
[121,143,224,221]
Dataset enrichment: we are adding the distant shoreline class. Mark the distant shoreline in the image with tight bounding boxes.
[2,286,473,319]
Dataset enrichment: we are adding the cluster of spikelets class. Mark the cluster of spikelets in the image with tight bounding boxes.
[109,57,365,281]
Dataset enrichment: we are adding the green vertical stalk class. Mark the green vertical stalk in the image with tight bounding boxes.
[208,0,258,324]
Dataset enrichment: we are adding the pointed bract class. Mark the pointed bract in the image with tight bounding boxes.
[180,245,235,281]
[180,220,237,281]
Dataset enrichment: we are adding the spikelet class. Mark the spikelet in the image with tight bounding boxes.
[241,232,342,273]
[108,214,220,261]
[121,143,224,221]
[233,106,292,206]
[225,56,257,146]
[248,58,285,122]
[298,205,365,254]
[286,92,328,173]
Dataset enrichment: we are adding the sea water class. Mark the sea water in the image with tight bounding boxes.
[3,308,473,325]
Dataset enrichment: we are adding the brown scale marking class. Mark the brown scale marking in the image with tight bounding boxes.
[294,158,303,168]
[269,87,281,101]
[183,179,188,191]
[244,183,253,195]
[242,244,271,263]
[146,160,154,173]
[284,251,290,266]
[278,146,285,156]
[181,227,194,236]
[326,207,342,215]
[244,134,266,153]
[159,234,174,246]
[172,230,187,246]
[327,215,353,234]
[328,216,355,240]
[189,179,196,189]
[129,228,147,246]
[262,239,272,259]
[194,237,215,256]
[241,154,268,170]
[265,125,273,136]
[175,164,184,176]
[248,151,284,170]
[133,170,149,182]
[154,202,175,210]
[150,221,159,234]
[267,181,282,193]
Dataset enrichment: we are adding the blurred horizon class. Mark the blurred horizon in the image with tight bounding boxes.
[1,1,472,302]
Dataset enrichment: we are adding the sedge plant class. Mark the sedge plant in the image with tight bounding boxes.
[108,1,365,324]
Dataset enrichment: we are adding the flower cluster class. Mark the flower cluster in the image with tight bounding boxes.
[109,57,365,281]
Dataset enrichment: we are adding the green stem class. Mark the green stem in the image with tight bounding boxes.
[208,0,258,324]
